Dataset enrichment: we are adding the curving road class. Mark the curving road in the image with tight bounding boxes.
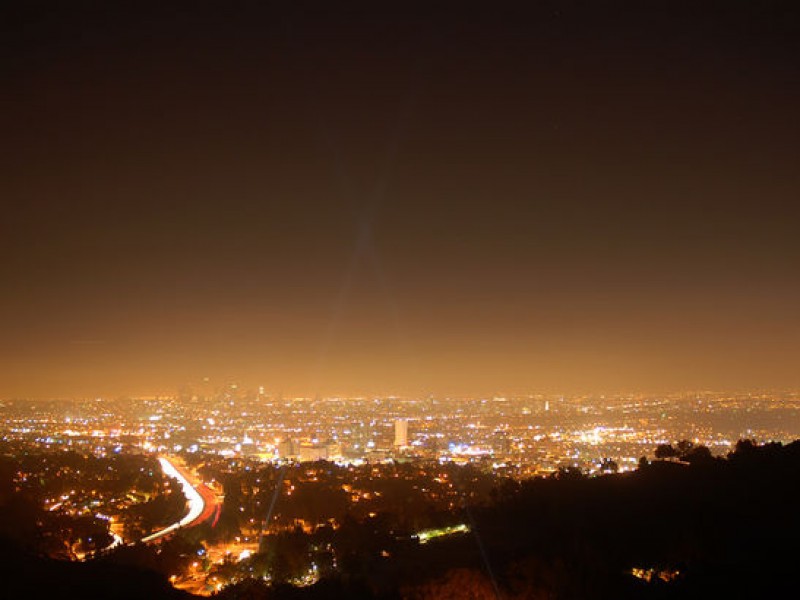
[141,457,207,543]
[76,530,124,560]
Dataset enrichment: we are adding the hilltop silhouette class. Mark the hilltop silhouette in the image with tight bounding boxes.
[1,440,798,599]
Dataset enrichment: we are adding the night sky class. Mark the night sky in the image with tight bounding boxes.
[2,1,799,398]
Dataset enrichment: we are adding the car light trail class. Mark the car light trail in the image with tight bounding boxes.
[141,457,205,543]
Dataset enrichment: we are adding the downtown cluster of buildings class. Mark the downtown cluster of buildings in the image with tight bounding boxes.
[2,389,798,476]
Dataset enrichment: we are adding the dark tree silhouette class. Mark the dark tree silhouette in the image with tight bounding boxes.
[654,444,678,459]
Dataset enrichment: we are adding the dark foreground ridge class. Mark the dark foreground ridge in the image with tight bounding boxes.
[0,537,191,600]
[2,439,798,599]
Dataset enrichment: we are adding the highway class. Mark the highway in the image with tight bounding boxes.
[76,530,124,560]
[141,457,208,543]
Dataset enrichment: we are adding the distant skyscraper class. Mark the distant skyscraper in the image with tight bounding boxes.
[394,419,408,447]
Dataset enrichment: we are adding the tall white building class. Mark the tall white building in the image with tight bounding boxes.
[394,419,408,447]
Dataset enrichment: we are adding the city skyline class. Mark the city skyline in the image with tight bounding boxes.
[2,3,798,598]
